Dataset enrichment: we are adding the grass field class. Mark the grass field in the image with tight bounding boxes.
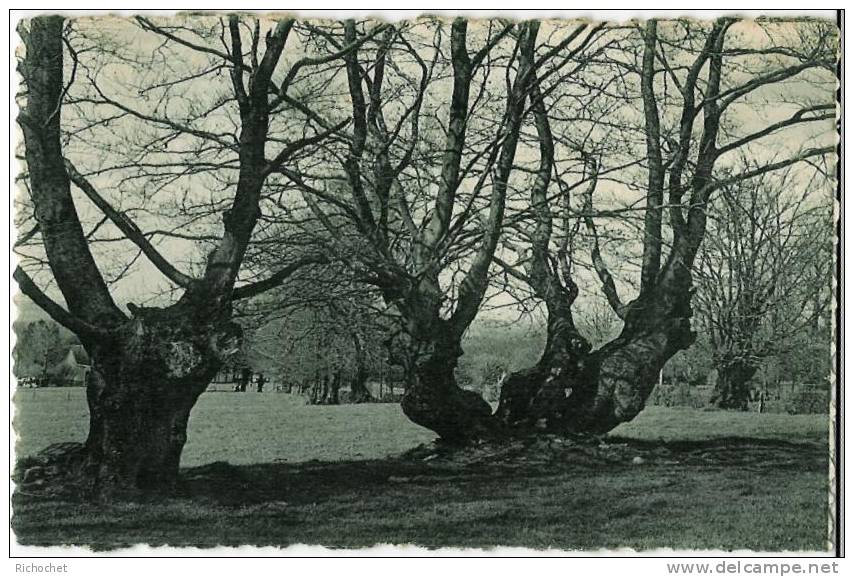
[13,388,437,466]
[12,388,832,551]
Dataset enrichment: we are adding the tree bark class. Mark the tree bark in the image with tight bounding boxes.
[495,301,592,431]
[401,323,493,442]
[497,260,695,434]
[562,277,695,432]
[80,303,240,495]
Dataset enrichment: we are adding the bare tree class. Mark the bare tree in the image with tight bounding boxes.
[494,17,836,433]
[695,169,833,409]
[15,15,357,494]
[243,276,389,404]
[282,18,606,440]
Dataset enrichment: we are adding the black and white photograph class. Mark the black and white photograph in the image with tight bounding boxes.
[6,6,844,562]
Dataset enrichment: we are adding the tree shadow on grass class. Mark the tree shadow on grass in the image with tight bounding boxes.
[12,435,830,550]
[176,435,828,508]
[610,436,829,470]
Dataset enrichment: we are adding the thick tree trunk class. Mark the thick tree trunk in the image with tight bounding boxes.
[83,370,208,493]
[496,301,592,430]
[401,326,493,442]
[567,317,693,432]
[710,357,758,410]
[79,303,240,495]
[497,261,696,435]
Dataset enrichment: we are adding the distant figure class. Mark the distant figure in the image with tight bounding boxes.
[256,373,267,393]
[237,367,251,392]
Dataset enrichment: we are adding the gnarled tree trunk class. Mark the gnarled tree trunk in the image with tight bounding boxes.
[80,303,240,494]
[561,279,696,432]
[496,293,593,431]
[489,20,734,438]
[401,322,493,442]
[497,257,696,435]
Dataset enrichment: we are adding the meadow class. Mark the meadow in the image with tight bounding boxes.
[12,388,832,551]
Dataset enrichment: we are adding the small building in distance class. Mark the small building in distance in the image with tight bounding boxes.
[49,345,91,386]
[18,344,92,387]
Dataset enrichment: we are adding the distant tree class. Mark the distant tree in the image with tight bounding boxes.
[694,170,833,409]
[13,319,65,383]
[244,283,390,404]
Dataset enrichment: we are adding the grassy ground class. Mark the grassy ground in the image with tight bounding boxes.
[12,388,831,551]
[13,388,436,465]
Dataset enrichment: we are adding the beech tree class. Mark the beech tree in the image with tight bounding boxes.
[495,18,836,433]
[13,319,66,383]
[15,15,363,494]
[695,170,833,409]
[282,18,607,440]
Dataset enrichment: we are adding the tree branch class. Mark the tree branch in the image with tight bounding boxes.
[14,266,113,339]
[639,19,665,291]
[262,119,349,177]
[269,21,391,111]
[232,254,330,300]
[581,157,627,319]
[64,160,196,288]
[715,104,836,157]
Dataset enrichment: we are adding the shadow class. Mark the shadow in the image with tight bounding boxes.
[12,435,831,550]
[609,435,829,470]
[176,435,829,508]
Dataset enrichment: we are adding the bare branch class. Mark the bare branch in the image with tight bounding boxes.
[64,160,196,288]
[14,266,112,339]
[232,254,330,300]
